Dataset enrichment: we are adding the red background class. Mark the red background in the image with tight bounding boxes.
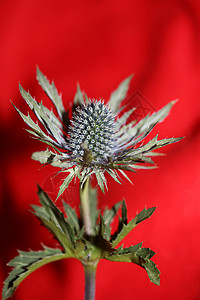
[1,0,200,299]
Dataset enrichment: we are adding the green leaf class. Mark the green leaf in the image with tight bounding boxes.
[118,169,133,185]
[117,101,179,151]
[93,168,106,193]
[31,150,72,168]
[106,169,121,184]
[136,207,156,224]
[103,201,122,240]
[19,84,65,146]
[13,104,52,142]
[105,245,155,264]
[57,168,77,199]
[116,107,136,128]
[116,243,143,254]
[109,75,133,113]
[111,218,137,247]
[63,202,80,234]
[111,207,156,247]
[2,246,69,300]
[88,182,99,232]
[32,186,75,253]
[73,83,84,105]
[125,135,183,158]
[104,243,160,285]
[99,215,107,239]
[35,215,74,254]
[103,201,122,226]
[143,259,160,285]
[122,199,127,225]
[36,67,65,118]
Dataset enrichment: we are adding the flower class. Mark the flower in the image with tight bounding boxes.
[15,67,182,196]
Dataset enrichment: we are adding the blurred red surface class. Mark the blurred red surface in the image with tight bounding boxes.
[1,0,200,299]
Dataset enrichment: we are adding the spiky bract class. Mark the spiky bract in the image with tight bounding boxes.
[15,68,182,195]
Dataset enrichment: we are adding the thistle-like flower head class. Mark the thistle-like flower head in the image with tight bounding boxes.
[15,68,182,196]
[68,100,116,162]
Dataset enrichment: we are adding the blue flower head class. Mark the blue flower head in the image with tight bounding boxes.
[15,68,182,197]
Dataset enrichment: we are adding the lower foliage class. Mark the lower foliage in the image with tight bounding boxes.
[2,184,160,300]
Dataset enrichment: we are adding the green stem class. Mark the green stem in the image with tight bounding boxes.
[83,263,97,300]
[80,178,93,236]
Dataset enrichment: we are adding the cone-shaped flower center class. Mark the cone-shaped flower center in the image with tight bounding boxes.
[68,101,116,162]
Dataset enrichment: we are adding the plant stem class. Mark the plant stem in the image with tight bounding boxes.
[80,178,93,236]
[83,263,97,300]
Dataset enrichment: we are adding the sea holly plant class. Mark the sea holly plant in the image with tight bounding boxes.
[2,68,182,300]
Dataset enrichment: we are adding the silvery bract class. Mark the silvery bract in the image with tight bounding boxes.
[15,68,182,196]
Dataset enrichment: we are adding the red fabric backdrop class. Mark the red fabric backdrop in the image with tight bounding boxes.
[1,0,200,299]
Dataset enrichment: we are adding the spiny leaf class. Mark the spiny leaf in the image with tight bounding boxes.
[106,169,121,184]
[99,215,107,239]
[111,207,156,247]
[57,169,77,199]
[36,67,65,118]
[2,246,69,300]
[63,202,80,234]
[94,168,106,193]
[111,218,137,247]
[122,199,127,225]
[104,244,160,285]
[136,207,156,224]
[103,201,122,226]
[35,215,74,255]
[88,182,99,232]
[32,187,75,253]
[116,243,143,254]
[125,135,183,158]
[109,75,133,113]
[73,83,84,105]
[19,84,65,146]
[116,101,179,151]
[31,150,72,169]
[143,260,160,285]
[37,186,71,235]
[116,107,136,128]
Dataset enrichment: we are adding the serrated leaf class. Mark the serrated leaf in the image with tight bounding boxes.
[111,207,156,247]
[33,187,75,252]
[88,182,99,231]
[111,218,137,247]
[116,243,143,254]
[103,201,122,225]
[143,259,160,285]
[99,215,106,239]
[37,186,70,233]
[31,150,72,169]
[136,247,155,259]
[73,83,84,105]
[104,243,159,285]
[57,169,77,199]
[116,107,136,128]
[103,201,122,241]
[19,84,65,146]
[2,246,69,300]
[63,202,80,234]
[136,207,156,224]
[125,135,183,159]
[122,199,127,225]
[36,67,65,118]
[106,169,121,184]
[118,169,133,184]
[109,75,133,113]
[116,101,179,152]
[94,168,106,193]
[36,216,74,255]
